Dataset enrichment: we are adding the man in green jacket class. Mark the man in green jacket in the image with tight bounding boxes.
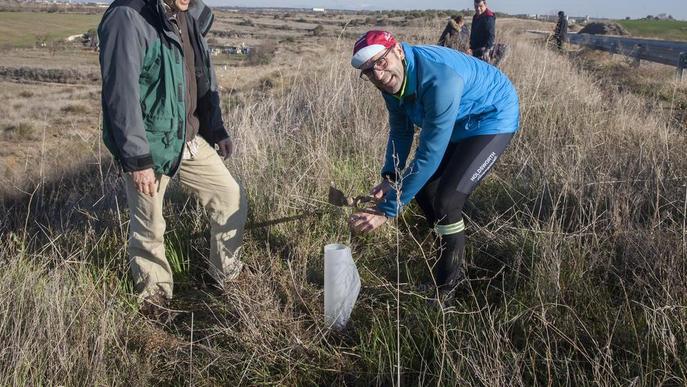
[98,0,247,315]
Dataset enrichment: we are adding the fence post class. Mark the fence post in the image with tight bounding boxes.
[678,52,687,82]
[631,44,644,68]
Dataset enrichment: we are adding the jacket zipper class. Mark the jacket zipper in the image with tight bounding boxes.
[162,7,187,177]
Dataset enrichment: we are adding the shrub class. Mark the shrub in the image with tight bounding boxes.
[2,121,36,139]
[311,24,324,36]
[246,41,276,66]
[238,18,254,27]
[61,104,89,114]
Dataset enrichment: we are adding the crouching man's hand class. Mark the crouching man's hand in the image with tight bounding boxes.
[217,138,233,159]
[131,168,158,197]
[370,180,393,200]
[349,208,388,234]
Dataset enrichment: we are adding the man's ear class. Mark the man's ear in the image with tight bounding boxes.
[394,43,404,61]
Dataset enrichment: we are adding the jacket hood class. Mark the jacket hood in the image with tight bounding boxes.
[448,19,462,30]
[188,0,214,36]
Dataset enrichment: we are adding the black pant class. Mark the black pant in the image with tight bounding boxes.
[472,48,490,62]
[556,38,566,50]
[414,133,514,287]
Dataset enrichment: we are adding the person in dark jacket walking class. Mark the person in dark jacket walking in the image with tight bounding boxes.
[469,0,495,62]
[554,11,569,50]
[438,15,469,52]
[98,0,247,317]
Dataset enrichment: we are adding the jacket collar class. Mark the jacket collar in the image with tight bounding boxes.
[149,0,213,37]
[149,0,181,47]
[396,42,417,105]
[473,8,495,19]
[188,0,214,36]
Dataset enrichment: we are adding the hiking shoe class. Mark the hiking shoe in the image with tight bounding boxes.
[437,275,469,304]
[140,292,178,325]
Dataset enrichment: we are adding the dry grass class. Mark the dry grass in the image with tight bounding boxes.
[568,49,687,128]
[0,80,101,182]
[0,15,685,386]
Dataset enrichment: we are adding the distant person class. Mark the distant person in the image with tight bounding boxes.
[469,0,495,62]
[554,11,569,50]
[98,0,247,318]
[348,31,520,301]
[438,15,469,52]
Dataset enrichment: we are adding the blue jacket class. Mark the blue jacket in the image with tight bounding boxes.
[377,42,519,218]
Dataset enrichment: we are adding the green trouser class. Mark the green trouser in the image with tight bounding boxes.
[124,136,247,301]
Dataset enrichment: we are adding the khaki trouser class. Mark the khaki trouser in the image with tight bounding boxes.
[124,137,247,301]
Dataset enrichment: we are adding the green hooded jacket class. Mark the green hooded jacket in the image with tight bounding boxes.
[98,0,227,175]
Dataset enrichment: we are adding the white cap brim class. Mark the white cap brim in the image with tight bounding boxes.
[351,44,386,69]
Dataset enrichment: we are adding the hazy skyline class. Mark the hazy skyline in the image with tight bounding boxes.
[205,0,687,20]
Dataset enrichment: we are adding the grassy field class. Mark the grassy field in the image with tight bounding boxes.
[0,11,101,48]
[616,19,687,41]
[0,11,686,386]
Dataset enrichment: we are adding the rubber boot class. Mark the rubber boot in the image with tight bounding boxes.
[436,231,467,301]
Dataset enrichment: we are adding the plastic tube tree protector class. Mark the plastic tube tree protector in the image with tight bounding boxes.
[324,243,361,329]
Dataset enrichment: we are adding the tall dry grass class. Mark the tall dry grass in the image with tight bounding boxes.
[0,22,685,385]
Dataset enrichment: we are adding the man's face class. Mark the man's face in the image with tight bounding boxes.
[474,1,487,15]
[361,44,405,94]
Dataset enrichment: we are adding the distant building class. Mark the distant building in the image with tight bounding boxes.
[512,14,537,19]
[312,7,325,13]
[66,34,83,42]
[536,14,558,22]
[655,13,673,20]
[209,44,253,56]
[561,15,592,23]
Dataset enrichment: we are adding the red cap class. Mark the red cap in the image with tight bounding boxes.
[351,30,397,69]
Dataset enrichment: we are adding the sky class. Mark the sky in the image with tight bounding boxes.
[205,0,687,20]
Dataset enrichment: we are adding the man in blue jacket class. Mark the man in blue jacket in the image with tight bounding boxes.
[348,30,519,299]
[469,0,496,61]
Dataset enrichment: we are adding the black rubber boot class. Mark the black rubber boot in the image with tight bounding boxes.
[436,232,468,301]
